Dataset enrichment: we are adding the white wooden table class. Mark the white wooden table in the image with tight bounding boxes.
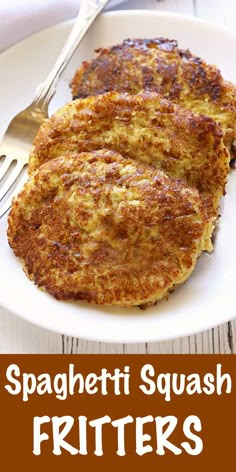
[1,0,236,354]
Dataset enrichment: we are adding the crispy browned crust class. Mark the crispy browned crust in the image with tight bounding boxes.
[29,91,229,218]
[8,150,213,306]
[70,38,236,156]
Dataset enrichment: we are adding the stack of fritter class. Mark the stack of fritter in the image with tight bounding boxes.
[8,38,235,307]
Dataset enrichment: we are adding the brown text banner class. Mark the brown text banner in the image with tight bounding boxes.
[0,355,234,469]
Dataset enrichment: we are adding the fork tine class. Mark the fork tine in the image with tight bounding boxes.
[0,156,15,182]
[0,180,24,218]
[0,196,13,218]
[0,161,26,201]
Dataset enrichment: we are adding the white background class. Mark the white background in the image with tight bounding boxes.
[1,0,236,353]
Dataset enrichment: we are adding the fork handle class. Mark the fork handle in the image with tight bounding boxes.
[34,0,111,110]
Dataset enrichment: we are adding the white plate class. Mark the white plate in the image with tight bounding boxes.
[0,11,236,343]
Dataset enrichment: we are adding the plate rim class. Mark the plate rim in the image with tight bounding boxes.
[1,9,236,59]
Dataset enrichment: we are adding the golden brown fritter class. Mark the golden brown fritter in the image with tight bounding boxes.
[29,91,229,219]
[8,150,214,307]
[70,38,236,157]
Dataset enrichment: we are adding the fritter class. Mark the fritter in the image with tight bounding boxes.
[8,150,214,307]
[29,91,229,219]
[70,38,236,157]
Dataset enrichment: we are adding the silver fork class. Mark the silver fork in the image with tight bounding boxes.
[0,0,111,218]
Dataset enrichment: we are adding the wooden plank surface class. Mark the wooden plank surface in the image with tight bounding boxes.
[0,0,235,353]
